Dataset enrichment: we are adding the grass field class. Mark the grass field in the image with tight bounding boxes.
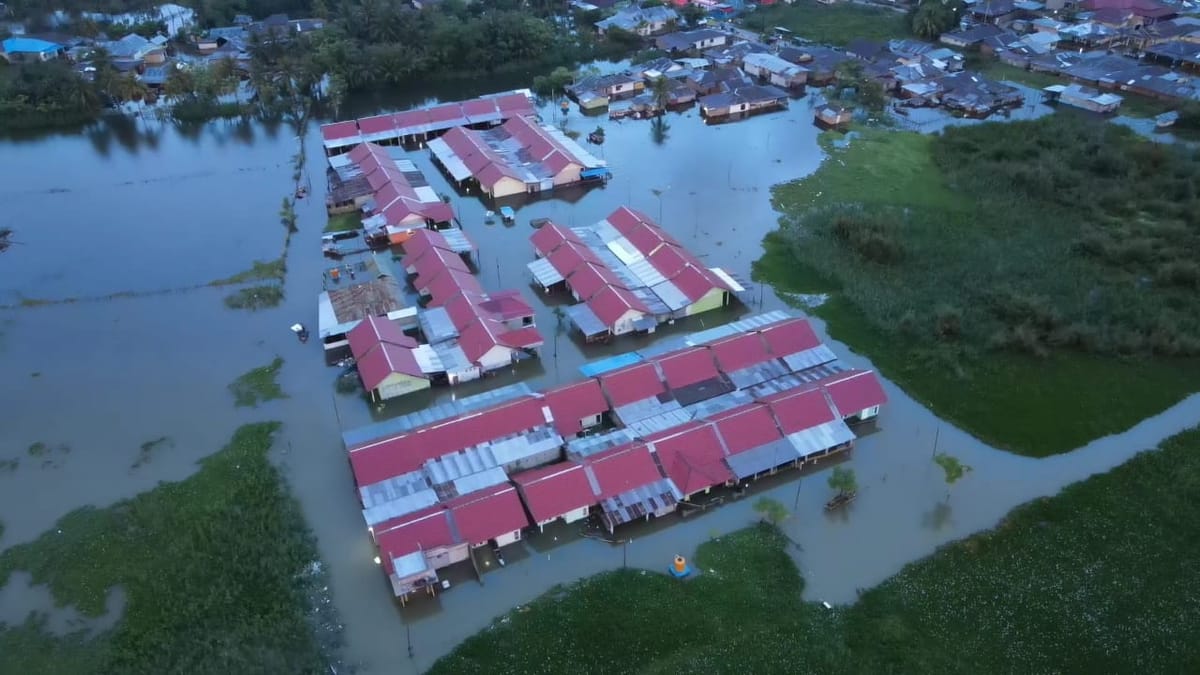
[323,212,362,233]
[431,427,1200,674]
[744,1,909,45]
[228,357,287,407]
[0,423,333,675]
[755,120,1200,456]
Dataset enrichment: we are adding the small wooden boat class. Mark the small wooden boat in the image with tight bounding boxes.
[291,323,309,343]
[588,130,605,144]
[824,491,857,511]
[530,217,550,229]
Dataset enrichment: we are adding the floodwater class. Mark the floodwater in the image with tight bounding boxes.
[1,78,1198,675]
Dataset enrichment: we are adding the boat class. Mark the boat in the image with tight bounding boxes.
[530,217,550,229]
[1156,111,1179,129]
[290,323,309,344]
[588,129,606,144]
[824,491,857,511]
[499,206,516,223]
[484,210,496,225]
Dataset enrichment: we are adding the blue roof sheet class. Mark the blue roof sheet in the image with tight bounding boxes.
[3,37,63,54]
[579,351,644,378]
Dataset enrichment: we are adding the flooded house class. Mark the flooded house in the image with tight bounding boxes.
[319,90,535,155]
[318,254,413,353]
[594,5,679,36]
[742,52,809,90]
[344,312,889,598]
[1043,83,1124,113]
[939,23,1005,49]
[526,208,742,341]
[429,115,608,198]
[699,84,789,119]
[703,40,769,68]
[566,72,646,109]
[655,28,731,54]
[347,316,433,401]
[815,104,853,128]
[937,72,1024,117]
[779,46,851,86]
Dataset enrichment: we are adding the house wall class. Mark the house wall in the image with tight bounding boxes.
[580,413,602,431]
[685,287,728,317]
[610,309,646,335]
[374,373,431,401]
[425,542,470,570]
[562,505,591,524]
[553,163,584,187]
[144,49,166,64]
[501,443,561,473]
[478,345,515,372]
[489,176,528,198]
[446,364,482,385]
[495,529,522,547]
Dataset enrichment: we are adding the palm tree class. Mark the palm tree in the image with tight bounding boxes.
[650,76,671,112]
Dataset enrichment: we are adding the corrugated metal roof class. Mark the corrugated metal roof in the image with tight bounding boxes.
[360,471,440,527]
[566,302,609,337]
[567,427,637,458]
[607,237,646,266]
[655,347,720,390]
[785,419,855,459]
[418,306,459,344]
[599,362,666,407]
[627,408,695,437]
[782,345,838,372]
[726,360,792,390]
[449,465,509,498]
[528,257,565,287]
[579,351,644,378]
[724,438,801,479]
[598,478,681,530]
[686,310,792,346]
[512,462,597,524]
[649,280,690,311]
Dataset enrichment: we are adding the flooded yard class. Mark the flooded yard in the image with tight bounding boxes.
[1,81,1198,674]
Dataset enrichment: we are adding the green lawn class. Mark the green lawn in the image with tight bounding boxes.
[432,427,1200,674]
[744,1,909,45]
[323,212,362,234]
[756,121,1200,456]
[228,357,288,407]
[0,424,332,675]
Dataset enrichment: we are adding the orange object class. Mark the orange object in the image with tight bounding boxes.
[330,267,340,281]
[673,555,687,574]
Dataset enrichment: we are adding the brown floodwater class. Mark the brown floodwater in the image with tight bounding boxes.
[1,82,1198,674]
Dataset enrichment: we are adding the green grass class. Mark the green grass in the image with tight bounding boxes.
[432,427,1200,674]
[756,120,1200,456]
[0,423,332,675]
[209,258,287,286]
[228,357,287,408]
[223,284,284,310]
[323,212,362,234]
[745,1,909,45]
[971,59,1065,91]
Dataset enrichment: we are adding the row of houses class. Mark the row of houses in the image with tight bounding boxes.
[428,114,610,198]
[527,207,744,341]
[343,311,888,600]
[326,142,457,245]
[320,90,537,155]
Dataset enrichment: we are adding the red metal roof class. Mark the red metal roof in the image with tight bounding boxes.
[762,387,836,435]
[604,205,653,235]
[393,109,431,132]
[402,228,450,258]
[588,285,649,327]
[655,347,720,390]
[670,264,722,302]
[549,243,601,278]
[349,397,550,486]
[356,342,425,389]
[425,269,483,306]
[458,318,505,363]
[816,370,888,416]
[446,484,530,546]
[626,222,673,258]
[320,120,359,141]
[647,423,733,496]
[708,332,772,373]
[759,318,822,356]
[358,114,396,135]
[647,241,691,276]
[375,505,457,572]
[569,263,624,301]
[461,97,499,117]
[585,443,664,500]
[529,222,582,256]
[478,291,534,322]
[599,362,666,407]
[347,315,417,361]
[427,103,462,123]
[413,246,469,281]
[511,462,596,524]
[347,142,388,164]
[494,92,534,112]
[708,403,783,454]
[544,379,610,436]
[497,325,544,350]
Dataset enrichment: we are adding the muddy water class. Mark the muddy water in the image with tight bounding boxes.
[1,85,1198,675]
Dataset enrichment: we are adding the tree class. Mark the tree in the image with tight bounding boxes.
[650,75,670,111]
[828,466,858,497]
[753,497,789,526]
[933,453,970,501]
[910,0,965,40]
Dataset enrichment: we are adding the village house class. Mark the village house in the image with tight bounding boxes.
[103,33,166,70]
[938,71,1024,117]
[347,316,431,402]
[703,40,768,67]
[699,83,789,118]
[815,104,853,128]
[567,72,645,109]
[939,23,1004,49]
[1,37,65,63]
[1044,83,1124,113]
[512,462,595,531]
[595,5,679,36]
[656,28,731,54]
[742,52,808,89]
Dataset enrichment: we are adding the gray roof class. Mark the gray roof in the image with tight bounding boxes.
[725,438,802,480]
[341,381,533,447]
[598,478,681,530]
[418,305,459,344]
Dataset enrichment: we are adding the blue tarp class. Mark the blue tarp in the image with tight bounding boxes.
[2,37,62,54]
[579,351,644,378]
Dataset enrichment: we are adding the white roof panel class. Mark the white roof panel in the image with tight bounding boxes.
[528,257,565,287]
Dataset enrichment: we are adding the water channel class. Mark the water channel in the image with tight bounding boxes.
[1,78,1198,673]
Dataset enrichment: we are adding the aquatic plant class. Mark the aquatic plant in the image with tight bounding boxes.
[223,284,284,310]
[228,357,288,408]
